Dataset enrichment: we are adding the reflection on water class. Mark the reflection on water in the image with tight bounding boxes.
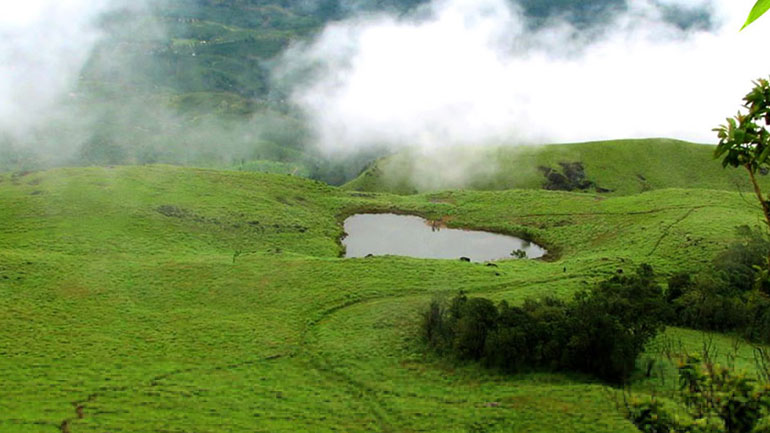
[342,214,546,262]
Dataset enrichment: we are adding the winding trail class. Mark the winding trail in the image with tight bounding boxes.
[57,355,285,432]
[647,208,698,256]
[294,268,613,430]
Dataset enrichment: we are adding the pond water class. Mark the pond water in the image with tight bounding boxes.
[342,214,546,262]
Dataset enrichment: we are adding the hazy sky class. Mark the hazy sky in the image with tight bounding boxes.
[282,0,770,155]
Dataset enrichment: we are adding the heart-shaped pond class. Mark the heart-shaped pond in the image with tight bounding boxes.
[342,214,546,262]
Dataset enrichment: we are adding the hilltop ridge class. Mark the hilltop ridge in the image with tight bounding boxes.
[344,138,764,195]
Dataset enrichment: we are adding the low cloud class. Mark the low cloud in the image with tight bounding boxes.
[0,0,130,137]
[2,0,769,186]
[281,0,770,157]
[0,0,300,173]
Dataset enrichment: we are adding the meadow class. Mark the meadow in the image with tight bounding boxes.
[1,151,768,433]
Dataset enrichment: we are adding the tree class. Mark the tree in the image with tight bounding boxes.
[451,296,498,360]
[565,264,669,382]
[78,133,127,165]
[742,1,770,30]
[714,77,770,269]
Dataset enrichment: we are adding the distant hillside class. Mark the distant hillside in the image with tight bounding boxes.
[344,138,767,195]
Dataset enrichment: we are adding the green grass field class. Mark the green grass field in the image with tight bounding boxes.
[1,164,767,432]
[344,139,768,196]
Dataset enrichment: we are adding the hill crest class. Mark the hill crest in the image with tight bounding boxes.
[343,138,765,195]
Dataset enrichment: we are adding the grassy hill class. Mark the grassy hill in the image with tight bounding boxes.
[344,138,769,196]
[1,165,767,432]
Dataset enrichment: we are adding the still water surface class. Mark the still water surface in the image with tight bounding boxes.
[343,214,546,262]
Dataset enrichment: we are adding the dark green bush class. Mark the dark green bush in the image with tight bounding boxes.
[78,133,127,165]
[421,299,451,352]
[668,227,770,342]
[564,265,669,382]
[451,296,499,360]
[666,271,693,303]
[421,265,669,383]
[714,226,770,294]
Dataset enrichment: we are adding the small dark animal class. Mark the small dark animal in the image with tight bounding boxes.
[460,257,471,262]
[485,263,499,268]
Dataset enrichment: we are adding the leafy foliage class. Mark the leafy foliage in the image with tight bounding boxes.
[422,265,670,383]
[667,226,770,342]
[714,78,770,173]
[627,356,770,433]
[715,78,770,276]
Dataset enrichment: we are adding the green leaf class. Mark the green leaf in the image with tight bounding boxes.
[714,145,728,158]
[760,145,770,164]
[741,0,770,30]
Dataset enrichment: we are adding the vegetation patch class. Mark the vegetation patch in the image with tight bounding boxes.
[626,355,770,433]
[539,161,613,193]
[667,226,770,343]
[421,265,669,383]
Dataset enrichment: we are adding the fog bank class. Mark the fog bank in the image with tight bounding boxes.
[282,0,770,156]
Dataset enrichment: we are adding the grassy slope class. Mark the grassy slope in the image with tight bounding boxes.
[344,138,767,196]
[0,165,765,432]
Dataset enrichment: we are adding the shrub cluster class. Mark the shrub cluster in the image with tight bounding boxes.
[668,226,770,342]
[627,356,770,433]
[422,265,669,383]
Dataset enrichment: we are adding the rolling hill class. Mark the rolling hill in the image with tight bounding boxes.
[344,138,768,195]
[1,164,766,432]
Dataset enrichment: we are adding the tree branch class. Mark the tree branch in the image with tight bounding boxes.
[746,164,770,227]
